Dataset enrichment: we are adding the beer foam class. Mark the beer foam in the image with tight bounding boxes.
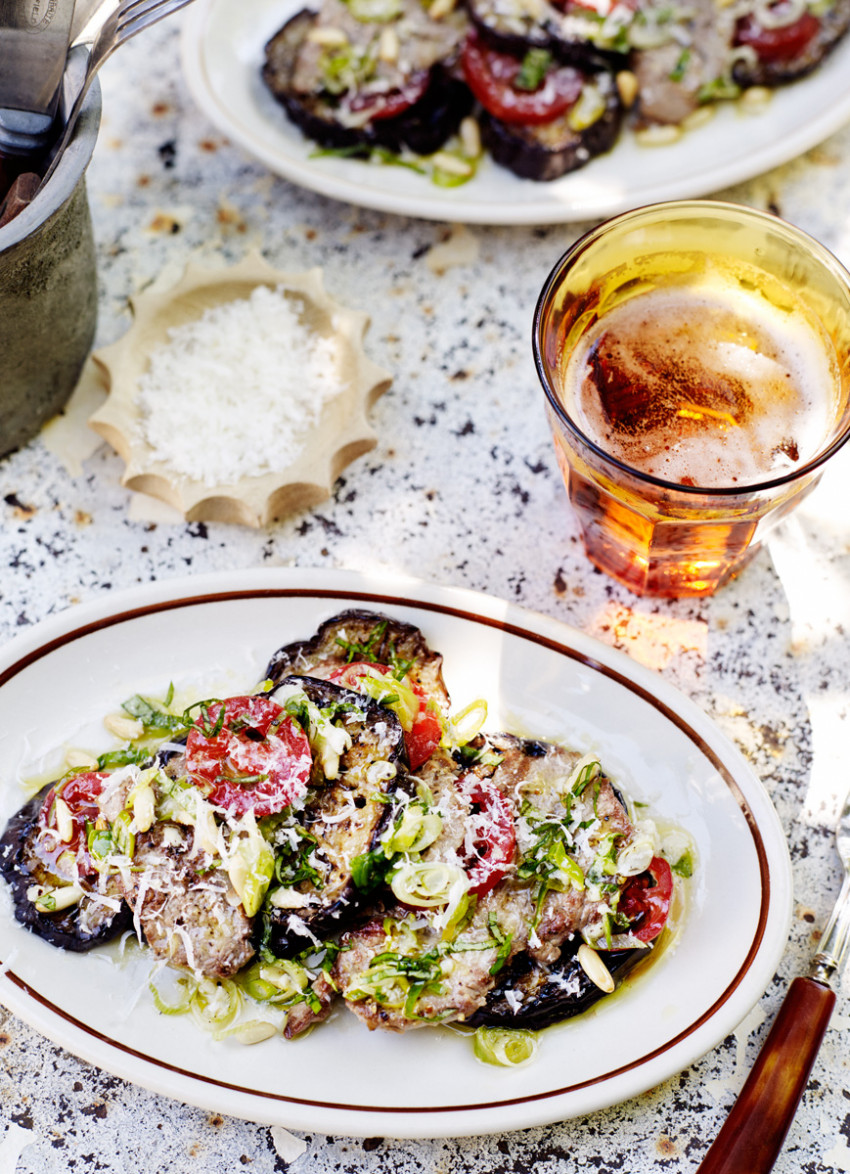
[562,282,838,488]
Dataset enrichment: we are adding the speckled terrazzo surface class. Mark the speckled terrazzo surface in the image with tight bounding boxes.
[2,18,850,1172]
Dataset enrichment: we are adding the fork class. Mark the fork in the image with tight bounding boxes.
[41,0,196,184]
[697,790,850,1173]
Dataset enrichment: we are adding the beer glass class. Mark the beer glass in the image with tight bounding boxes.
[534,200,850,598]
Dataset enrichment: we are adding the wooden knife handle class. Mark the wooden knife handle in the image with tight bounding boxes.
[697,976,836,1174]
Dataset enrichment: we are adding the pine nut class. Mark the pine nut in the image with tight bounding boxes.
[740,86,771,110]
[65,748,98,769]
[306,25,348,45]
[378,26,399,61]
[429,0,456,18]
[431,151,473,177]
[460,116,482,159]
[634,123,683,147]
[682,105,715,130]
[104,713,144,741]
[54,798,75,843]
[616,70,639,108]
[578,943,616,993]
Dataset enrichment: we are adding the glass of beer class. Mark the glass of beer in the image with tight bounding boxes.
[534,200,850,598]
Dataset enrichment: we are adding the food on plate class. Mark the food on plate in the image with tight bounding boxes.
[260,0,850,181]
[0,610,692,1061]
[261,0,474,156]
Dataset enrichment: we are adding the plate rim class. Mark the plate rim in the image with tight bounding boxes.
[179,0,850,226]
[0,568,793,1136]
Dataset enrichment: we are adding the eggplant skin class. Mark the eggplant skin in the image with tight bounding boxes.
[262,10,473,156]
[264,608,449,710]
[0,786,133,952]
[732,0,850,87]
[468,938,643,1029]
[479,75,622,182]
[261,675,411,957]
[466,0,624,73]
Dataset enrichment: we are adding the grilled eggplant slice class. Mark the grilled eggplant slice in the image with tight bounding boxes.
[262,4,472,156]
[264,608,449,709]
[731,0,850,87]
[469,936,643,1028]
[479,70,622,180]
[467,0,627,70]
[260,675,411,956]
[0,785,132,952]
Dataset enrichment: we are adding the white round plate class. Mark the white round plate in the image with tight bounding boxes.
[0,568,791,1138]
[181,0,850,225]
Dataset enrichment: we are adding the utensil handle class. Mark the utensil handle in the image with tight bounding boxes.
[697,977,836,1174]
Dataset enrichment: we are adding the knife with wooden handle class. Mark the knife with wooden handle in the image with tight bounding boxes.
[697,796,850,1174]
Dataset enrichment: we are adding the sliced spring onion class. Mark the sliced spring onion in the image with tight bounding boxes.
[212,1019,279,1045]
[390,861,468,908]
[226,813,275,917]
[565,755,601,796]
[473,1027,539,1067]
[567,83,606,131]
[149,972,195,1016]
[443,698,488,749]
[382,801,442,855]
[190,978,242,1031]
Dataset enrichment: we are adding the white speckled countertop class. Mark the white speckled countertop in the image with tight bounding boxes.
[2,16,850,1172]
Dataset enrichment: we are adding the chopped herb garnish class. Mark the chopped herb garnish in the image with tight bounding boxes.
[669,48,691,82]
[335,620,389,663]
[514,48,552,92]
[96,746,150,770]
[671,851,693,878]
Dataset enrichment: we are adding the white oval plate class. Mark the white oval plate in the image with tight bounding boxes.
[181,0,850,225]
[0,568,791,1138]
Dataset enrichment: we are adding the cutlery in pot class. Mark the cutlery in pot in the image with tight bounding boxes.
[697,789,850,1174]
[0,0,77,152]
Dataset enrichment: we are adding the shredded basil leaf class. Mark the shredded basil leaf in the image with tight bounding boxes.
[514,48,552,92]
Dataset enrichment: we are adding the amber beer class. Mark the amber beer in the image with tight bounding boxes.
[533,202,850,598]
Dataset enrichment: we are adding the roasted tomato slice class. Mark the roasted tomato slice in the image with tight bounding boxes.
[456,774,516,895]
[461,33,583,124]
[734,10,820,61]
[328,661,442,770]
[619,856,673,942]
[185,695,312,818]
[38,771,108,877]
[347,72,430,121]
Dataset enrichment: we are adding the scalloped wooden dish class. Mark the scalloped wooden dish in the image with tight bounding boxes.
[88,253,392,527]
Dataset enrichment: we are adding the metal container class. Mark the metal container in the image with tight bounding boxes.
[0,80,101,459]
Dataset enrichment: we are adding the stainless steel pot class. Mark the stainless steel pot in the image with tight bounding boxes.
[0,80,101,459]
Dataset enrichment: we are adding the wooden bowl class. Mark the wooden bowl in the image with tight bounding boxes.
[89,252,392,527]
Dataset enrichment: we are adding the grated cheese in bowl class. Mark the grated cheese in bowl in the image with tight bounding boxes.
[135,284,344,487]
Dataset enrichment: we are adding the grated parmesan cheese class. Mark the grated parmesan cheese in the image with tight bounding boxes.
[135,284,344,487]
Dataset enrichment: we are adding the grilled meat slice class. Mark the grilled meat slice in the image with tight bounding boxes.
[262,5,472,156]
[283,970,337,1038]
[264,609,450,711]
[479,70,622,181]
[121,820,254,978]
[333,736,637,1031]
[0,785,132,952]
[632,0,737,125]
[261,675,410,955]
[333,902,518,1030]
[488,732,634,962]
